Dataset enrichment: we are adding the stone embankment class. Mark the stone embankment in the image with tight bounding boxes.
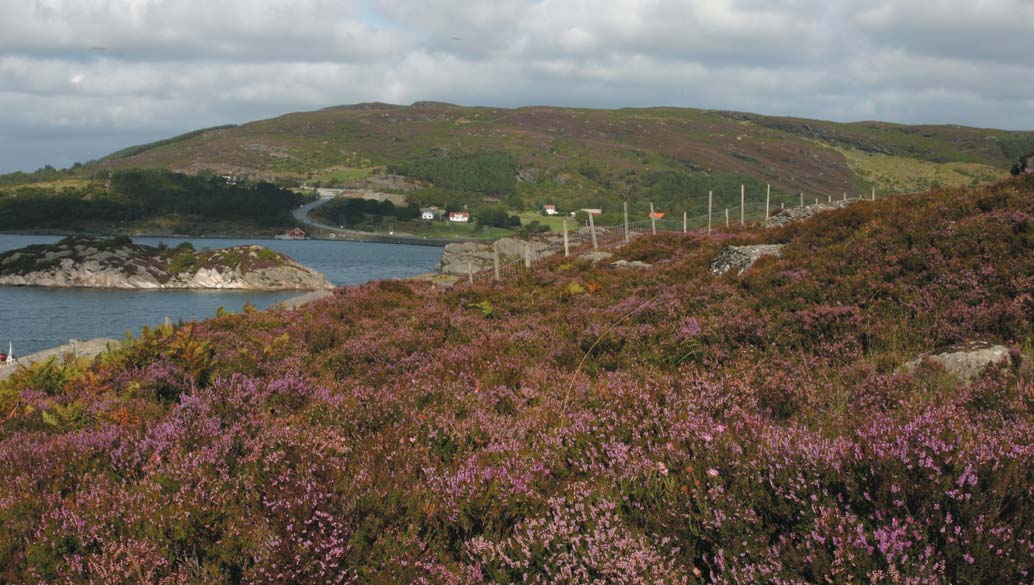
[436,234,564,275]
[764,199,859,228]
[0,338,118,381]
[0,237,333,290]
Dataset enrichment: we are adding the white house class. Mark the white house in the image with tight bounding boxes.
[449,211,470,223]
[543,204,558,215]
[421,207,445,220]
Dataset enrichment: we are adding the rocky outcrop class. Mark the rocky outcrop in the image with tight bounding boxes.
[903,342,1013,384]
[710,244,785,276]
[436,236,559,275]
[0,237,333,290]
[764,200,859,228]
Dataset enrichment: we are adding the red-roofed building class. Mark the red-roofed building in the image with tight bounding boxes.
[449,211,470,223]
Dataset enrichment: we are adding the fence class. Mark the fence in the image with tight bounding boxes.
[459,186,882,286]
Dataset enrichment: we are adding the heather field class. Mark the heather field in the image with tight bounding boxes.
[3,177,1034,583]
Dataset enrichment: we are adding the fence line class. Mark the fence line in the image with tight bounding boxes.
[462,187,884,286]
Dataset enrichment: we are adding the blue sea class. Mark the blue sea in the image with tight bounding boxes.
[0,235,442,355]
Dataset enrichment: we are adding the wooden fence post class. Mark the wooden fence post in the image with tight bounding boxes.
[493,243,500,281]
[623,200,629,243]
[740,184,745,225]
[827,194,831,203]
[871,186,876,201]
[725,208,730,227]
[799,192,804,208]
[683,210,688,233]
[815,198,819,205]
[468,261,473,284]
[650,202,656,235]
[765,184,771,220]
[524,242,532,268]
[842,192,847,201]
[588,212,598,250]
[562,220,570,257]
[707,190,713,235]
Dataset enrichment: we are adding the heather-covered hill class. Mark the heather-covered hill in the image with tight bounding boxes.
[6,103,1029,234]
[83,104,1029,213]
[2,176,1034,582]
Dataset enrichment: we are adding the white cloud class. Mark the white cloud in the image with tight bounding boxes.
[0,0,1032,172]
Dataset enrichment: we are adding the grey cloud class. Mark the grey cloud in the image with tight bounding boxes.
[1,0,1033,173]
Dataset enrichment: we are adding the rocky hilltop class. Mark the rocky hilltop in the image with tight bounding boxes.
[0,237,333,290]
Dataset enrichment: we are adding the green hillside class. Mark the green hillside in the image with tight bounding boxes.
[3,103,1030,234]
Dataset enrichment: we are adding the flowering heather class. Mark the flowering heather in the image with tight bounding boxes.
[3,176,1034,583]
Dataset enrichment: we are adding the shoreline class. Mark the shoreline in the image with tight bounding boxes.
[0,229,461,248]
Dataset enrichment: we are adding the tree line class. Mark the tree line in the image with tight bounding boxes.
[0,170,302,230]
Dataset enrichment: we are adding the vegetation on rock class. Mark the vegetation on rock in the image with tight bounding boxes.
[0,236,328,290]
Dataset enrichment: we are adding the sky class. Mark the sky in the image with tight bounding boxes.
[2,0,1034,173]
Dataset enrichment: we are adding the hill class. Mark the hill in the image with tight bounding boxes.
[2,175,1034,582]
[4,103,1031,235]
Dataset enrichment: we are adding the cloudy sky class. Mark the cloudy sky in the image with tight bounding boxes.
[2,0,1034,173]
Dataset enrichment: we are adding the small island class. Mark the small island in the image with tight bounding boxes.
[0,236,334,290]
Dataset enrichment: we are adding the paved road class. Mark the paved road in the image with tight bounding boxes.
[291,195,463,247]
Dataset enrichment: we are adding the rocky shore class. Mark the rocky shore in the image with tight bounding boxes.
[0,236,333,290]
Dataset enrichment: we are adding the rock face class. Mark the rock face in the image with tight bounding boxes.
[903,342,1013,384]
[0,237,333,290]
[764,199,859,228]
[710,244,785,276]
[436,236,558,275]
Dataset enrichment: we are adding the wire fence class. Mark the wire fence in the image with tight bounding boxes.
[457,190,879,286]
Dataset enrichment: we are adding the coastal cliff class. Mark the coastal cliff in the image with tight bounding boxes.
[0,237,333,290]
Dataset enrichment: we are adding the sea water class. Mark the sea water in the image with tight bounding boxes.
[0,235,442,354]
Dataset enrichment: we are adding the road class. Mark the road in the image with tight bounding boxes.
[291,194,460,247]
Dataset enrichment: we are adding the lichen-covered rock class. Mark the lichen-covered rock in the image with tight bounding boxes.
[709,244,785,276]
[579,251,614,264]
[611,259,651,269]
[903,341,1013,384]
[0,237,332,290]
